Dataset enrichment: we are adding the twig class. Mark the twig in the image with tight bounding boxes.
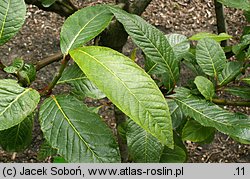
[25,0,77,17]
[212,98,250,107]
[40,54,70,95]
[214,0,227,47]
[35,51,63,71]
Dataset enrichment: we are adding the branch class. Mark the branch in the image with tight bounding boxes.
[214,0,227,46]
[25,0,77,17]
[40,55,70,95]
[40,54,70,95]
[35,51,63,71]
[212,98,250,107]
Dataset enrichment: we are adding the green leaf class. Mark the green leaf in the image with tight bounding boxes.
[174,87,250,140]
[53,156,68,163]
[218,61,242,86]
[182,119,215,143]
[3,58,24,73]
[0,114,33,152]
[190,32,232,42]
[21,64,36,83]
[0,79,40,131]
[165,33,190,60]
[167,99,185,129]
[244,11,250,22]
[160,145,186,163]
[39,95,120,163]
[41,0,56,7]
[17,64,37,86]
[0,0,26,45]
[232,34,250,55]
[231,136,250,144]
[182,52,205,76]
[126,119,163,163]
[196,38,226,77]
[242,77,250,85]
[217,0,250,11]
[194,76,215,100]
[60,5,113,54]
[224,87,250,99]
[108,6,179,92]
[70,46,173,147]
[160,133,187,163]
[58,63,105,99]
[37,140,58,161]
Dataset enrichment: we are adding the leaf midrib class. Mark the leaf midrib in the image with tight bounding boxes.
[203,41,217,77]
[0,0,10,39]
[174,97,234,128]
[64,9,108,54]
[77,49,166,139]
[51,95,101,161]
[109,6,176,84]
[0,88,31,117]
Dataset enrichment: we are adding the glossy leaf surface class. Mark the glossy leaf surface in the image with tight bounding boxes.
[109,6,179,91]
[126,119,163,162]
[218,62,242,86]
[0,79,40,131]
[182,119,215,143]
[196,38,226,77]
[0,0,26,45]
[39,95,120,163]
[0,114,33,152]
[70,46,173,147]
[58,63,105,99]
[174,87,250,140]
[60,5,113,54]
[194,76,215,100]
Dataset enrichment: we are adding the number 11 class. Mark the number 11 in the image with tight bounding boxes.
[235,167,245,176]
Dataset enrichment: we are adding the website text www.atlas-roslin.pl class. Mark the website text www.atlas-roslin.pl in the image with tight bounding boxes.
[87,166,184,177]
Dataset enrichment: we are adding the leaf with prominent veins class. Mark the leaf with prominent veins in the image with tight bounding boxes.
[0,0,26,45]
[60,5,113,54]
[0,79,40,131]
[70,46,173,148]
[39,95,120,163]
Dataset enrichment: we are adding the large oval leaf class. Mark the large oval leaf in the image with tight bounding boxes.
[60,5,113,54]
[174,87,250,140]
[70,46,173,148]
[0,114,33,152]
[0,0,26,45]
[196,38,226,78]
[126,119,163,163]
[0,79,40,131]
[108,6,179,92]
[39,95,120,163]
